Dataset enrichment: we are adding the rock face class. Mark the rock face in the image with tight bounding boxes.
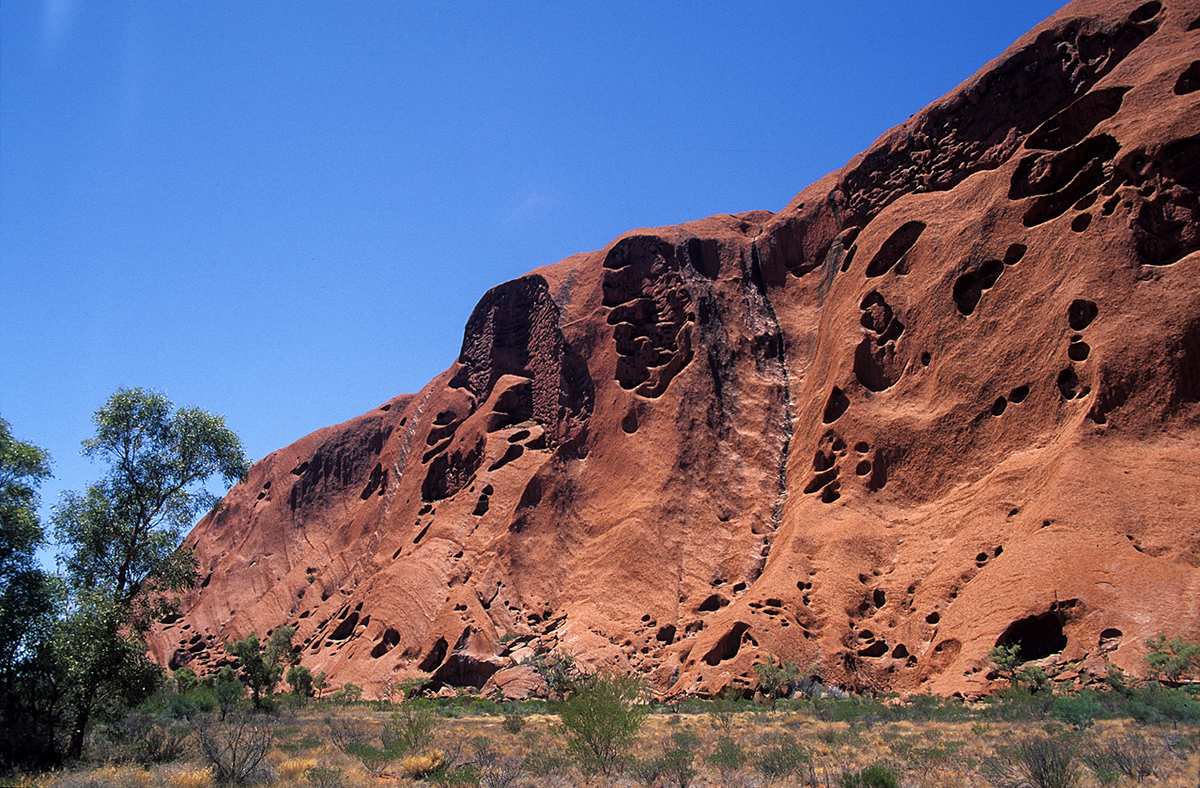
[149,0,1200,698]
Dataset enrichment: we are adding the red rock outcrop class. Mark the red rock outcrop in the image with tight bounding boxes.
[149,0,1200,698]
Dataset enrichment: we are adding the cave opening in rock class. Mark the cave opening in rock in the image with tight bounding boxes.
[996,611,1067,660]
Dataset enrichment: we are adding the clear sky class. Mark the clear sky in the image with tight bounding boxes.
[2,1,1067,545]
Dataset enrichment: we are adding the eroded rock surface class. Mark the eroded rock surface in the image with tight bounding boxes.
[149,0,1200,698]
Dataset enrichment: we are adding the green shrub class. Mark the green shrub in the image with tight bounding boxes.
[706,735,746,783]
[754,734,808,784]
[559,673,648,777]
[839,763,899,788]
[1053,693,1104,730]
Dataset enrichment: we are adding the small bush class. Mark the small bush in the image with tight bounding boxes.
[754,734,809,784]
[1053,693,1104,730]
[303,766,344,788]
[839,763,900,788]
[559,673,649,777]
[194,713,275,785]
[706,735,746,783]
[982,735,1080,788]
[1084,733,1160,784]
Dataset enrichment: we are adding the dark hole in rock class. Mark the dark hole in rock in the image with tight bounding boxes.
[804,469,838,495]
[418,637,448,672]
[865,221,926,278]
[997,612,1067,661]
[1190,14,1200,31]
[856,460,871,476]
[621,409,639,434]
[370,628,401,659]
[855,441,869,453]
[290,462,309,476]
[1129,0,1161,22]
[978,260,1004,289]
[656,624,677,644]
[858,640,889,658]
[1075,193,1097,211]
[1071,213,1092,232]
[953,272,983,316]
[992,397,1008,416]
[1068,299,1098,330]
[733,582,747,593]
[1068,341,1091,361]
[976,552,989,563]
[921,352,931,366]
[413,522,431,544]
[820,482,841,503]
[859,629,875,640]
[1176,61,1200,95]
[698,594,725,612]
[1010,385,1030,403]
[329,611,359,641]
[813,450,835,472]
[434,410,457,426]
[1004,244,1027,266]
[703,622,750,666]
[873,589,886,608]
[926,612,941,625]
[822,387,850,424]
[509,429,530,443]
[641,614,651,622]
[1057,368,1081,399]
[487,444,524,472]
[892,644,909,659]
[1099,628,1123,642]
[995,545,1003,556]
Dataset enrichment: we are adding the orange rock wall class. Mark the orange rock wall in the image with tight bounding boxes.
[150,0,1200,698]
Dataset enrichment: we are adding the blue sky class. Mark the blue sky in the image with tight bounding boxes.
[2,1,1066,543]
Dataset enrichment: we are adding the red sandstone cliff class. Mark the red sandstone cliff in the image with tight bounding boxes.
[149,0,1200,698]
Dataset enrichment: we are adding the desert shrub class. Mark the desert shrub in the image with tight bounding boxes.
[1053,692,1105,730]
[324,715,369,754]
[330,682,362,705]
[753,657,801,706]
[559,673,648,777]
[705,692,743,733]
[706,735,746,783]
[839,763,900,788]
[754,733,809,784]
[1084,732,1160,784]
[501,710,525,734]
[194,713,275,785]
[524,649,586,700]
[1143,634,1200,684]
[303,766,344,788]
[468,737,524,788]
[659,729,700,788]
[381,700,437,757]
[107,713,191,766]
[982,735,1080,788]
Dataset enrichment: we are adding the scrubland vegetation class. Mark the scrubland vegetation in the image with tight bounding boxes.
[12,656,1200,788]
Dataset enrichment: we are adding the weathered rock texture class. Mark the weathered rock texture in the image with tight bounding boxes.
[150,0,1200,698]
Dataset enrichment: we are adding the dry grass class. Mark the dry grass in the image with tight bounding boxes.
[23,705,1200,787]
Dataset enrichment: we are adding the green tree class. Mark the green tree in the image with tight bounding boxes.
[559,673,649,778]
[1143,634,1200,685]
[0,418,61,769]
[753,656,800,707]
[52,388,248,757]
[226,627,297,709]
[214,666,244,720]
[286,664,314,702]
